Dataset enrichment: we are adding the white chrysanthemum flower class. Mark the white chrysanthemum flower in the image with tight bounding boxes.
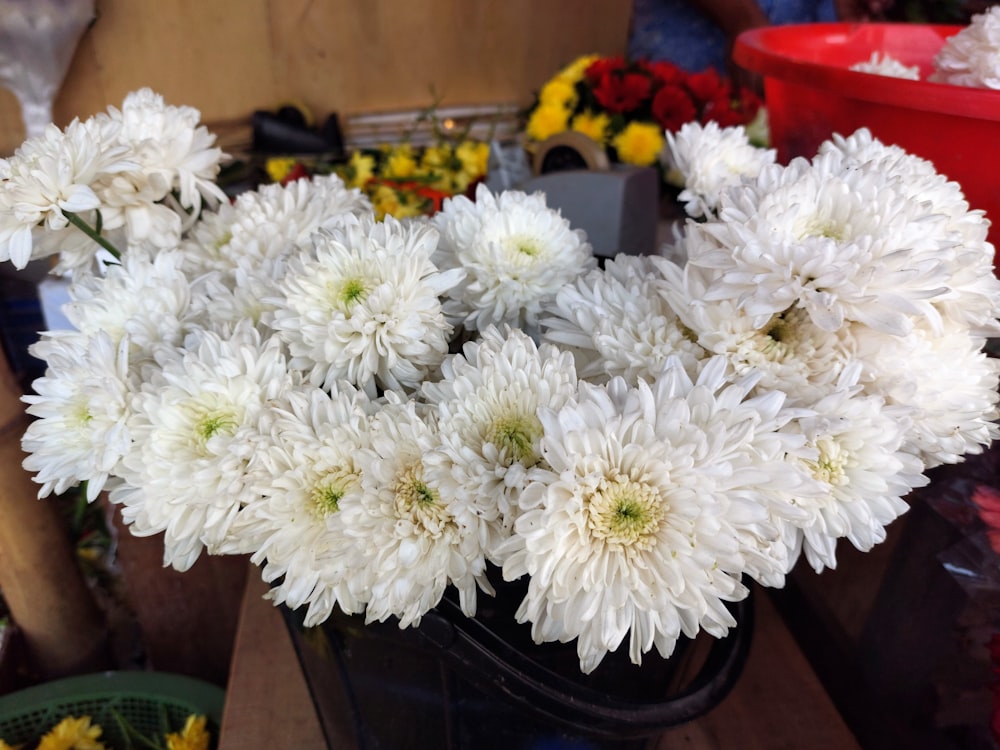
[819,129,1000,337]
[270,213,463,395]
[778,367,927,573]
[188,256,288,338]
[500,358,810,673]
[541,254,706,384]
[0,116,134,269]
[340,398,489,627]
[422,327,579,562]
[847,319,1000,467]
[179,174,371,278]
[433,184,596,332]
[665,121,777,219]
[849,52,921,80]
[21,330,131,501]
[231,382,375,626]
[654,258,848,405]
[932,6,1000,88]
[109,322,294,571]
[106,88,228,217]
[688,152,971,337]
[61,248,194,378]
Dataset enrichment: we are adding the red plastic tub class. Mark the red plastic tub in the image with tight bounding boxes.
[734,23,1000,264]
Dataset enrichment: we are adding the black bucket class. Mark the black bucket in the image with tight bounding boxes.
[283,572,754,750]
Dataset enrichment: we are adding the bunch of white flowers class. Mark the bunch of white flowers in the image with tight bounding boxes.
[849,51,921,80]
[0,88,227,277]
[932,5,1000,88]
[12,91,1000,675]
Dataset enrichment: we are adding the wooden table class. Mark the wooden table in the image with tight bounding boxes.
[219,571,860,750]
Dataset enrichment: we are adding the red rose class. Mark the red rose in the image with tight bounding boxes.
[593,71,653,114]
[685,67,723,103]
[648,60,686,86]
[584,56,625,84]
[700,84,762,128]
[651,84,697,132]
[737,87,764,119]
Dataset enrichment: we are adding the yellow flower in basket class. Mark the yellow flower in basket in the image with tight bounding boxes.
[526,102,570,142]
[37,716,104,750]
[612,120,665,166]
[383,144,419,180]
[557,53,600,84]
[456,140,490,180]
[571,111,611,145]
[538,77,577,110]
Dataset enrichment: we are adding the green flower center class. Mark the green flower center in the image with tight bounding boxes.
[487,412,542,465]
[755,307,809,364]
[193,408,240,451]
[503,233,543,260]
[394,464,452,538]
[72,400,94,425]
[213,229,233,253]
[795,214,847,241]
[339,277,369,307]
[310,470,359,517]
[808,438,852,486]
[587,474,664,550]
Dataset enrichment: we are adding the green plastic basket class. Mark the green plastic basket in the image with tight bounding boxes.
[0,671,225,748]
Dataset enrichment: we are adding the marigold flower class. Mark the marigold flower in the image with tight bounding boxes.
[165,714,211,750]
[383,145,418,179]
[538,78,577,109]
[612,120,665,166]
[558,53,600,84]
[37,716,105,750]
[526,102,570,142]
[571,110,611,144]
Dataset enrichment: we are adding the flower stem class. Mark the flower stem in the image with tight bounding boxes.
[61,210,121,260]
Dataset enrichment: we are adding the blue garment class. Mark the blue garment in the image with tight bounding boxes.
[627,0,838,72]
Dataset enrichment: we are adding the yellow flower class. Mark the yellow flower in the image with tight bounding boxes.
[455,140,489,180]
[165,715,211,750]
[526,103,570,142]
[611,121,665,166]
[264,156,299,184]
[538,78,577,110]
[558,53,600,84]
[0,739,22,750]
[345,151,375,188]
[383,145,418,179]
[36,716,105,750]
[420,144,455,171]
[370,183,430,220]
[571,111,611,145]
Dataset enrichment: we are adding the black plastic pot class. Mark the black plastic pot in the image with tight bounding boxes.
[283,571,754,750]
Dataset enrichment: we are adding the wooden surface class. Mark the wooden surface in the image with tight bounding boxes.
[110,508,250,688]
[220,569,860,750]
[0,0,632,154]
[218,573,328,750]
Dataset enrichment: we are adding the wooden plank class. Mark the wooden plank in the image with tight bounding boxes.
[109,506,249,688]
[265,0,631,117]
[3,0,632,154]
[218,571,328,750]
[655,592,860,750]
